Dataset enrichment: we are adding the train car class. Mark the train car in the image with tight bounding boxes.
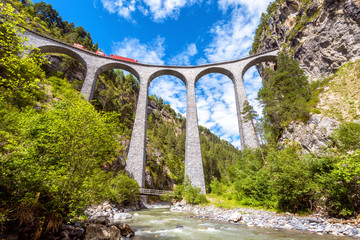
[73,43,84,49]
[96,50,107,57]
[110,54,137,63]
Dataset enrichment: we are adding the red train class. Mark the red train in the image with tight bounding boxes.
[110,54,138,63]
[96,50,107,57]
[73,43,137,63]
[73,43,84,49]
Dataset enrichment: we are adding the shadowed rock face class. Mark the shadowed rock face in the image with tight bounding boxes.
[256,0,360,80]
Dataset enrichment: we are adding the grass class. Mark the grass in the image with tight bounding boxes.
[313,60,360,121]
[205,194,254,209]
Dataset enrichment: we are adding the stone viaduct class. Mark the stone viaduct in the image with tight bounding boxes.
[22,27,278,193]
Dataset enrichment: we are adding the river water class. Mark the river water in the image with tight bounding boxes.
[121,207,352,240]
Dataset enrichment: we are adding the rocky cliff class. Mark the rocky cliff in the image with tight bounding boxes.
[255,0,360,153]
[254,0,360,80]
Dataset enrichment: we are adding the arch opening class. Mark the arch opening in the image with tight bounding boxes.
[146,75,187,190]
[195,73,241,192]
[195,67,235,85]
[92,67,140,171]
[242,55,277,78]
[41,52,87,92]
[96,63,140,82]
[148,69,187,87]
[35,45,87,70]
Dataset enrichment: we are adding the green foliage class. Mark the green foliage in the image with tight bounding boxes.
[323,151,360,217]
[173,184,185,200]
[0,72,133,236]
[269,147,317,212]
[93,69,139,136]
[210,178,223,196]
[199,126,240,190]
[227,141,360,217]
[258,52,311,142]
[182,176,208,205]
[250,1,279,54]
[31,1,98,50]
[231,149,275,208]
[108,173,140,205]
[332,122,360,152]
[0,2,46,107]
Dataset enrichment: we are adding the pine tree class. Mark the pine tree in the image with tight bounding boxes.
[241,100,266,165]
[257,52,311,142]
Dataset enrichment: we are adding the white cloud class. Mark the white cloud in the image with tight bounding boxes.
[218,0,271,15]
[169,43,198,66]
[196,1,273,147]
[101,0,137,19]
[196,74,241,147]
[243,66,263,117]
[204,9,259,62]
[112,36,165,65]
[101,0,200,21]
[149,76,187,114]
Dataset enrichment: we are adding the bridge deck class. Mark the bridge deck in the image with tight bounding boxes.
[140,188,174,196]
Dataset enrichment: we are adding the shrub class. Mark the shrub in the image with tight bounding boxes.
[173,184,185,200]
[108,173,140,206]
[323,151,360,217]
[269,147,317,213]
[210,178,223,196]
[332,122,360,152]
[0,96,120,235]
[182,176,208,205]
[0,2,47,107]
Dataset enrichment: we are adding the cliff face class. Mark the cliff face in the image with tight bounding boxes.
[255,0,360,152]
[256,0,360,79]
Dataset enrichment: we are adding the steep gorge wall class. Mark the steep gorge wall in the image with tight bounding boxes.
[255,0,360,79]
[255,0,360,152]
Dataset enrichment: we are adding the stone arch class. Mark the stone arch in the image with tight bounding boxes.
[241,54,277,77]
[35,45,87,70]
[195,67,235,84]
[148,69,187,86]
[96,62,140,82]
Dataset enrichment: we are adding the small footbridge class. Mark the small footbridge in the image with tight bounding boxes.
[140,188,174,196]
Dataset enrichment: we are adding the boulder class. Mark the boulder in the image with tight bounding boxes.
[111,222,135,238]
[84,224,120,240]
[228,212,242,223]
[113,212,132,220]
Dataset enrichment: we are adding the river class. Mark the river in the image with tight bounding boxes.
[121,207,353,240]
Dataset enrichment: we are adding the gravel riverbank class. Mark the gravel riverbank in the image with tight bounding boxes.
[171,203,360,238]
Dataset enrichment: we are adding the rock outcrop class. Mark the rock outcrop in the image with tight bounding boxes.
[255,0,360,80]
[84,217,134,240]
[43,54,86,85]
[278,114,339,153]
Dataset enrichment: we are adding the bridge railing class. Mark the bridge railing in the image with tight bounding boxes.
[139,188,174,196]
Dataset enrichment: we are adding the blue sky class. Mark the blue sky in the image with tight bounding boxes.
[32,0,272,148]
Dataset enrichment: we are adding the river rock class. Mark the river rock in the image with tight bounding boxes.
[84,224,121,240]
[228,212,242,223]
[111,222,135,238]
[173,204,360,238]
[113,212,132,220]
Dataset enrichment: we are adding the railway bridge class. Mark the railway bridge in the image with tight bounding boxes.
[22,27,278,193]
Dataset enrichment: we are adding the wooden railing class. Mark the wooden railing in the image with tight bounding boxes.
[140,188,174,196]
